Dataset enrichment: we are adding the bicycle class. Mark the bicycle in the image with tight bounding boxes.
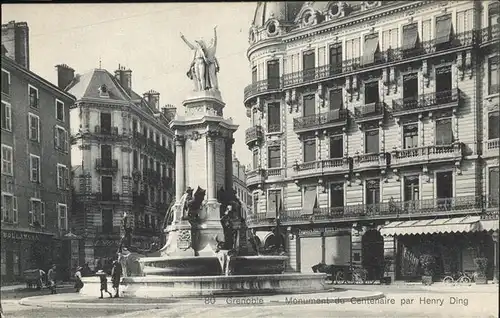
[442,271,473,285]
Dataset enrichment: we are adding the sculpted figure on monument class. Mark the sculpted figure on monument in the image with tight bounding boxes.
[118,212,133,253]
[180,26,219,91]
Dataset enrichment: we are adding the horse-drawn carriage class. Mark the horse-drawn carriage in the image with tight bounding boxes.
[312,262,377,285]
[23,269,45,289]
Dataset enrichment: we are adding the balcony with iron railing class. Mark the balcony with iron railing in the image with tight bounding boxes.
[480,24,499,45]
[95,158,118,173]
[94,125,119,136]
[354,102,386,124]
[94,192,120,202]
[142,169,161,184]
[132,192,146,206]
[247,195,483,227]
[293,109,349,133]
[352,152,389,172]
[391,143,465,167]
[243,78,282,104]
[132,131,149,146]
[245,125,264,147]
[483,138,499,156]
[96,225,121,235]
[292,157,352,178]
[392,89,461,117]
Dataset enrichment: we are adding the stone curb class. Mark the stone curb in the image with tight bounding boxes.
[18,291,385,310]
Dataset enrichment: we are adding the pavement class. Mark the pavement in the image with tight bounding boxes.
[1,283,498,318]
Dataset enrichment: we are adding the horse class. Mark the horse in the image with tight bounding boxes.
[312,262,335,281]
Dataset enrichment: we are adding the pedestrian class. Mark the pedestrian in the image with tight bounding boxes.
[37,268,46,290]
[74,266,84,292]
[96,270,113,299]
[111,260,123,298]
[47,264,57,294]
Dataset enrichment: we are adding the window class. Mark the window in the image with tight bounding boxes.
[1,101,11,131]
[435,66,452,102]
[267,60,280,89]
[1,69,10,95]
[329,44,342,74]
[252,149,259,169]
[253,193,259,215]
[145,214,150,228]
[303,94,315,117]
[29,199,44,227]
[30,154,41,183]
[28,85,39,109]
[364,81,379,104]
[303,137,316,162]
[365,179,380,205]
[402,73,418,107]
[132,119,138,133]
[150,186,155,203]
[302,186,318,215]
[1,194,17,223]
[402,23,420,58]
[436,171,453,199]
[54,126,69,152]
[55,100,64,122]
[28,113,40,142]
[403,123,418,149]
[435,118,453,145]
[101,144,112,162]
[329,135,343,158]
[404,175,419,202]
[267,189,282,218]
[57,164,69,189]
[101,176,113,201]
[101,209,113,233]
[329,89,343,111]
[489,111,499,139]
[362,33,380,65]
[365,130,379,153]
[58,204,68,231]
[161,137,165,147]
[1,145,13,175]
[489,167,499,207]
[489,56,498,95]
[268,146,280,168]
[133,150,138,169]
[303,50,316,82]
[330,183,344,208]
[100,112,111,134]
[435,14,453,47]
[252,67,257,84]
[267,102,281,133]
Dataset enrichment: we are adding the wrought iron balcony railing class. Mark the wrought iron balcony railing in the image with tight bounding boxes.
[391,143,464,166]
[142,169,161,183]
[481,25,499,44]
[392,89,461,115]
[95,192,120,202]
[94,125,119,135]
[354,102,385,122]
[243,78,282,102]
[95,159,118,172]
[245,125,264,146]
[293,109,348,132]
[293,157,351,174]
[247,195,484,226]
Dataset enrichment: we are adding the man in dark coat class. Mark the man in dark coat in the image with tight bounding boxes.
[111,260,123,298]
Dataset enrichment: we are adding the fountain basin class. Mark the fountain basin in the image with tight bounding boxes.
[228,255,287,275]
[140,256,223,276]
[79,273,329,298]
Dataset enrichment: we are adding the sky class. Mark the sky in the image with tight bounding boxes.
[2,3,256,166]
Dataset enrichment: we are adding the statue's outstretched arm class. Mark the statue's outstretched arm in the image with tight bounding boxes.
[213,26,217,49]
[180,33,195,50]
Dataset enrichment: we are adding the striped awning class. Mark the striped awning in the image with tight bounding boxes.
[478,219,499,232]
[380,215,481,237]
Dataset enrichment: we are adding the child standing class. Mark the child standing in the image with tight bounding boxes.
[96,270,113,299]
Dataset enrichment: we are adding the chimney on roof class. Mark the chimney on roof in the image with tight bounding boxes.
[161,104,177,121]
[143,89,160,110]
[55,64,75,90]
[114,64,132,95]
[1,21,30,69]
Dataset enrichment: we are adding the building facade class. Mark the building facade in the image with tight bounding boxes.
[244,1,499,282]
[232,154,252,218]
[1,21,75,282]
[66,65,176,269]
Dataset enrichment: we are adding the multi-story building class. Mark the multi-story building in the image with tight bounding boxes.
[232,154,252,218]
[65,65,176,268]
[1,21,75,282]
[244,1,499,282]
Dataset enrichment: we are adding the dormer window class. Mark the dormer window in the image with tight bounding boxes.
[99,84,109,97]
[267,21,278,37]
[330,4,339,16]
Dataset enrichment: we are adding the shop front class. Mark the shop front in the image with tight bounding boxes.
[380,215,498,282]
[0,229,55,283]
[297,227,351,273]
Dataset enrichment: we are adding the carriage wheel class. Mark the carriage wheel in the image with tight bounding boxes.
[335,271,345,284]
[457,276,470,285]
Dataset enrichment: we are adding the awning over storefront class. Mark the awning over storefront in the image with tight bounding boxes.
[478,219,499,232]
[380,215,481,237]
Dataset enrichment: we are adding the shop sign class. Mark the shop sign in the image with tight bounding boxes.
[1,230,42,241]
[299,227,349,236]
[94,239,119,247]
